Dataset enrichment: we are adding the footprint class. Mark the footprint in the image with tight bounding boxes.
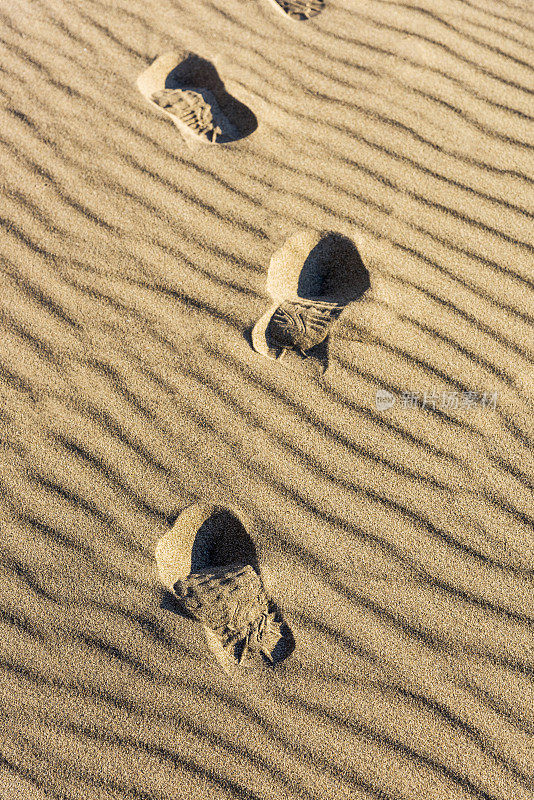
[156,504,294,675]
[268,0,325,20]
[251,229,370,375]
[137,51,257,144]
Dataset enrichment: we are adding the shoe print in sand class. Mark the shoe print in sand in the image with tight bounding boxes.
[156,504,294,675]
[137,52,255,144]
[269,0,325,20]
[251,229,370,375]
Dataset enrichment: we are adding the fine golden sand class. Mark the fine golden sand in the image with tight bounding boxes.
[0,0,533,798]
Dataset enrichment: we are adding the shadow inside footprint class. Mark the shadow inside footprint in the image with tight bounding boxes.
[162,52,257,142]
[158,505,294,670]
[191,508,260,573]
[296,232,370,304]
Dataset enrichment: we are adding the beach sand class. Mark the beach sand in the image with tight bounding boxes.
[0,0,533,797]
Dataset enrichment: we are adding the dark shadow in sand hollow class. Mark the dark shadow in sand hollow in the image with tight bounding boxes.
[296,232,370,303]
[163,53,257,142]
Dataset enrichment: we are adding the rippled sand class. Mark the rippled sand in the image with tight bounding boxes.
[0,0,533,797]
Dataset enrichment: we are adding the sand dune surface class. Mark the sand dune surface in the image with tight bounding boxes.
[0,0,533,798]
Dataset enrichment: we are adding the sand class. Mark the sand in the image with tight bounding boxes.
[0,0,533,797]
